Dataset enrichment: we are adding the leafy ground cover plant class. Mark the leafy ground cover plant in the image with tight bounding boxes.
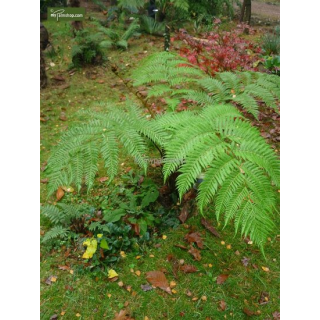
[70,29,106,68]
[42,173,180,266]
[174,24,263,76]
[99,20,140,50]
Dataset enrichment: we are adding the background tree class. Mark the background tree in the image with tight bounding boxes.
[40,22,49,88]
[240,0,251,24]
[69,0,83,35]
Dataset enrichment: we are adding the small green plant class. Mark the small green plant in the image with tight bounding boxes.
[99,20,140,50]
[70,29,106,68]
[261,26,280,55]
[264,55,280,76]
[140,16,165,35]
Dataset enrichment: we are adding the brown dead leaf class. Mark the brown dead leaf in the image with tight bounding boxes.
[178,202,190,223]
[216,274,229,284]
[41,178,49,184]
[185,232,204,249]
[174,244,188,250]
[113,309,134,320]
[58,265,70,271]
[97,80,105,84]
[180,265,198,273]
[188,246,201,261]
[219,300,227,311]
[59,112,67,121]
[98,177,109,183]
[56,187,65,201]
[186,290,192,297]
[243,308,255,316]
[52,75,65,81]
[146,271,172,295]
[201,218,220,238]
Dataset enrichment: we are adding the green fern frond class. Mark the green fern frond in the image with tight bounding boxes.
[42,226,69,243]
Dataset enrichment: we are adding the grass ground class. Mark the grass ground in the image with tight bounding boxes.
[40,11,280,320]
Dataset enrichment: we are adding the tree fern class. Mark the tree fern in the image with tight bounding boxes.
[131,52,280,118]
[46,103,279,249]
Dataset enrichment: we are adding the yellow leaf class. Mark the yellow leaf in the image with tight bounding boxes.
[162,235,167,240]
[82,238,98,259]
[107,293,112,298]
[262,266,270,272]
[61,311,66,316]
[208,264,213,268]
[118,281,124,287]
[120,251,126,258]
[135,270,141,276]
[221,241,225,245]
[108,269,118,279]
[170,281,177,288]
[201,296,207,301]
[76,313,81,317]
[172,289,177,294]
[51,276,57,282]
[149,254,155,258]
[69,270,74,275]
[226,244,232,249]
[97,234,103,238]
[136,255,141,259]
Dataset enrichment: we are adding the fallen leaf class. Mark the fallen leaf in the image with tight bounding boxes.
[58,265,70,271]
[50,315,58,320]
[192,297,198,301]
[241,257,250,267]
[118,281,124,287]
[56,187,64,201]
[243,308,255,316]
[141,284,153,292]
[219,300,227,311]
[162,235,167,240]
[69,270,74,275]
[59,112,67,121]
[52,75,65,81]
[149,254,155,258]
[185,232,204,249]
[60,311,66,316]
[82,238,97,259]
[221,241,225,245]
[272,311,280,320]
[201,218,220,238]
[235,250,240,256]
[146,271,172,295]
[186,290,192,297]
[135,270,141,276]
[76,313,81,318]
[108,269,119,279]
[188,246,201,261]
[172,289,177,294]
[170,281,177,288]
[262,266,270,272]
[175,244,188,250]
[98,176,109,183]
[180,265,198,273]
[120,251,126,258]
[41,178,49,184]
[201,296,207,301]
[97,80,105,84]
[259,292,270,305]
[226,244,231,249]
[179,202,190,223]
[107,293,112,298]
[217,274,229,284]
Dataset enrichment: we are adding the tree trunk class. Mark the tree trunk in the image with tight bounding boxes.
[40,47,47,89]
[40,23,49,89]
[240,0,251,25]
[69,0,83,36]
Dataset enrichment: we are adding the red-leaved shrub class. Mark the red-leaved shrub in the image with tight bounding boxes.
[174,24,263,76]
